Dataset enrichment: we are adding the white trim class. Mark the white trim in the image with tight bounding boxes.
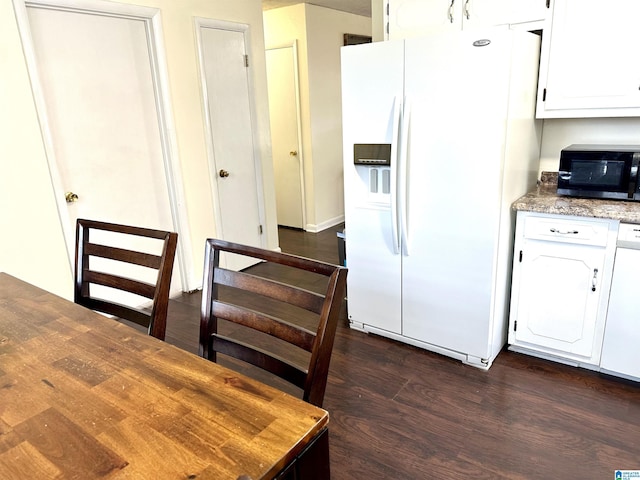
[306,214,345,233]
[194,17,267,248]
[13,0,196,291]
[266,41,307,231]
[19,0,159,17]
[146,12,197,291]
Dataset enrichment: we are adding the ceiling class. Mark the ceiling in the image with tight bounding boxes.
[261,0,372,18]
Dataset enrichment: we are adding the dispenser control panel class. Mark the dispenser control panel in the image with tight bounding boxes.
[354,144,391,166]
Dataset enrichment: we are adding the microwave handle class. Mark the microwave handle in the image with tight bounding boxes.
[629,153,640,198]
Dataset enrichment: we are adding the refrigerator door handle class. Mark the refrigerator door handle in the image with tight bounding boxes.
[390,95,402,254]
[399,96,410,255]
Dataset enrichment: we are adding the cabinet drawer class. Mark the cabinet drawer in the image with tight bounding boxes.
[618,223,640,243]
[523,215,611,246]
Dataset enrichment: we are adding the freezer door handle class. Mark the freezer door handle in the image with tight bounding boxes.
[399,96,410,255]
[390,95,402,254]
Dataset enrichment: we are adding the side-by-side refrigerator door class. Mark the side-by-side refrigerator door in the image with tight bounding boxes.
[340,40,404,334]
[401,31,513,361]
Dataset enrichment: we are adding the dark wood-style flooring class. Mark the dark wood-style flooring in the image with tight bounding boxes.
[164,225,640,480]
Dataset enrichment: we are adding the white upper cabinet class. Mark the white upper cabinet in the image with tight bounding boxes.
[387,0,548,40]
[537,0,640,117]
[465,0,547,29]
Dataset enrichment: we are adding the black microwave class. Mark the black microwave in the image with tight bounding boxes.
[557,144,640,201]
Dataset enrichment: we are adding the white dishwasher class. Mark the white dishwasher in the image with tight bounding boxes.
[600,223,640,381]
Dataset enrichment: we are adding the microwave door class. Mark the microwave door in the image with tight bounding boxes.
[559,156,632,199]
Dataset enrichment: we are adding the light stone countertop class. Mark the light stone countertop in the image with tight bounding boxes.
[512,184,640,225]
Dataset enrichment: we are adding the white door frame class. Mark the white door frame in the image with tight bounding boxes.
[266,40,307,230]
[12,0,196,291]
[193,17,267,247]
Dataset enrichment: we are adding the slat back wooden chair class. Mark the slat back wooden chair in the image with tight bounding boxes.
[74,218,178,340]
[199,238,348,408]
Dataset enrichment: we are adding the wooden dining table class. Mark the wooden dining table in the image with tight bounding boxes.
[0,272,330,479]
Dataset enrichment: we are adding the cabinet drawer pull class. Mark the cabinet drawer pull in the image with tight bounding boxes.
[464,0,470,19]
[449,0,455,23]
[592,268,598,292]
[550,228,579,235]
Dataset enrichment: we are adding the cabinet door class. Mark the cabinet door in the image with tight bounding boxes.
[388,0,547,39]
[388,0,463,39]
[506,0,548,25]
[464,0,547,29]
[537,0,640,117]
[600,247,640,379]
[512,239,606,359]
[463,0,510,28]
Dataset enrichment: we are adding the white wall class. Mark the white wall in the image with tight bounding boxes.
[264,4,371,232]
[0,0,277,298]
[371,0,386,42]
[0,0,72,298]
[306,5,371,230]
[539,118,640,174]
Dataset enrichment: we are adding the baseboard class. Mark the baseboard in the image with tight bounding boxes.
[305,214,345,233]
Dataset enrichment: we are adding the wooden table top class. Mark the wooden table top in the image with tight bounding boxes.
[0,273,328,479]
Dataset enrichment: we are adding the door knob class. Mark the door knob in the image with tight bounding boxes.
[289,151,298,156]
[65,192,79,203]
[219,169,230,178]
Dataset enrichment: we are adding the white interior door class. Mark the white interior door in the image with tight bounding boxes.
[266,44,304,229]
[197,22,263,268]
[25,4,184,297]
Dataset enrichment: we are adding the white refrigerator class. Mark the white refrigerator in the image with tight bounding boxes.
[341,29,541,369]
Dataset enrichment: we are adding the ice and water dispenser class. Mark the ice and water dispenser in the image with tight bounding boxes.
[340,144,393,267]
[353,144,392,201]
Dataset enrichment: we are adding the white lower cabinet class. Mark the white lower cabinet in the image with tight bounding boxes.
[508,212,618,366]
[600,225,640,381]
